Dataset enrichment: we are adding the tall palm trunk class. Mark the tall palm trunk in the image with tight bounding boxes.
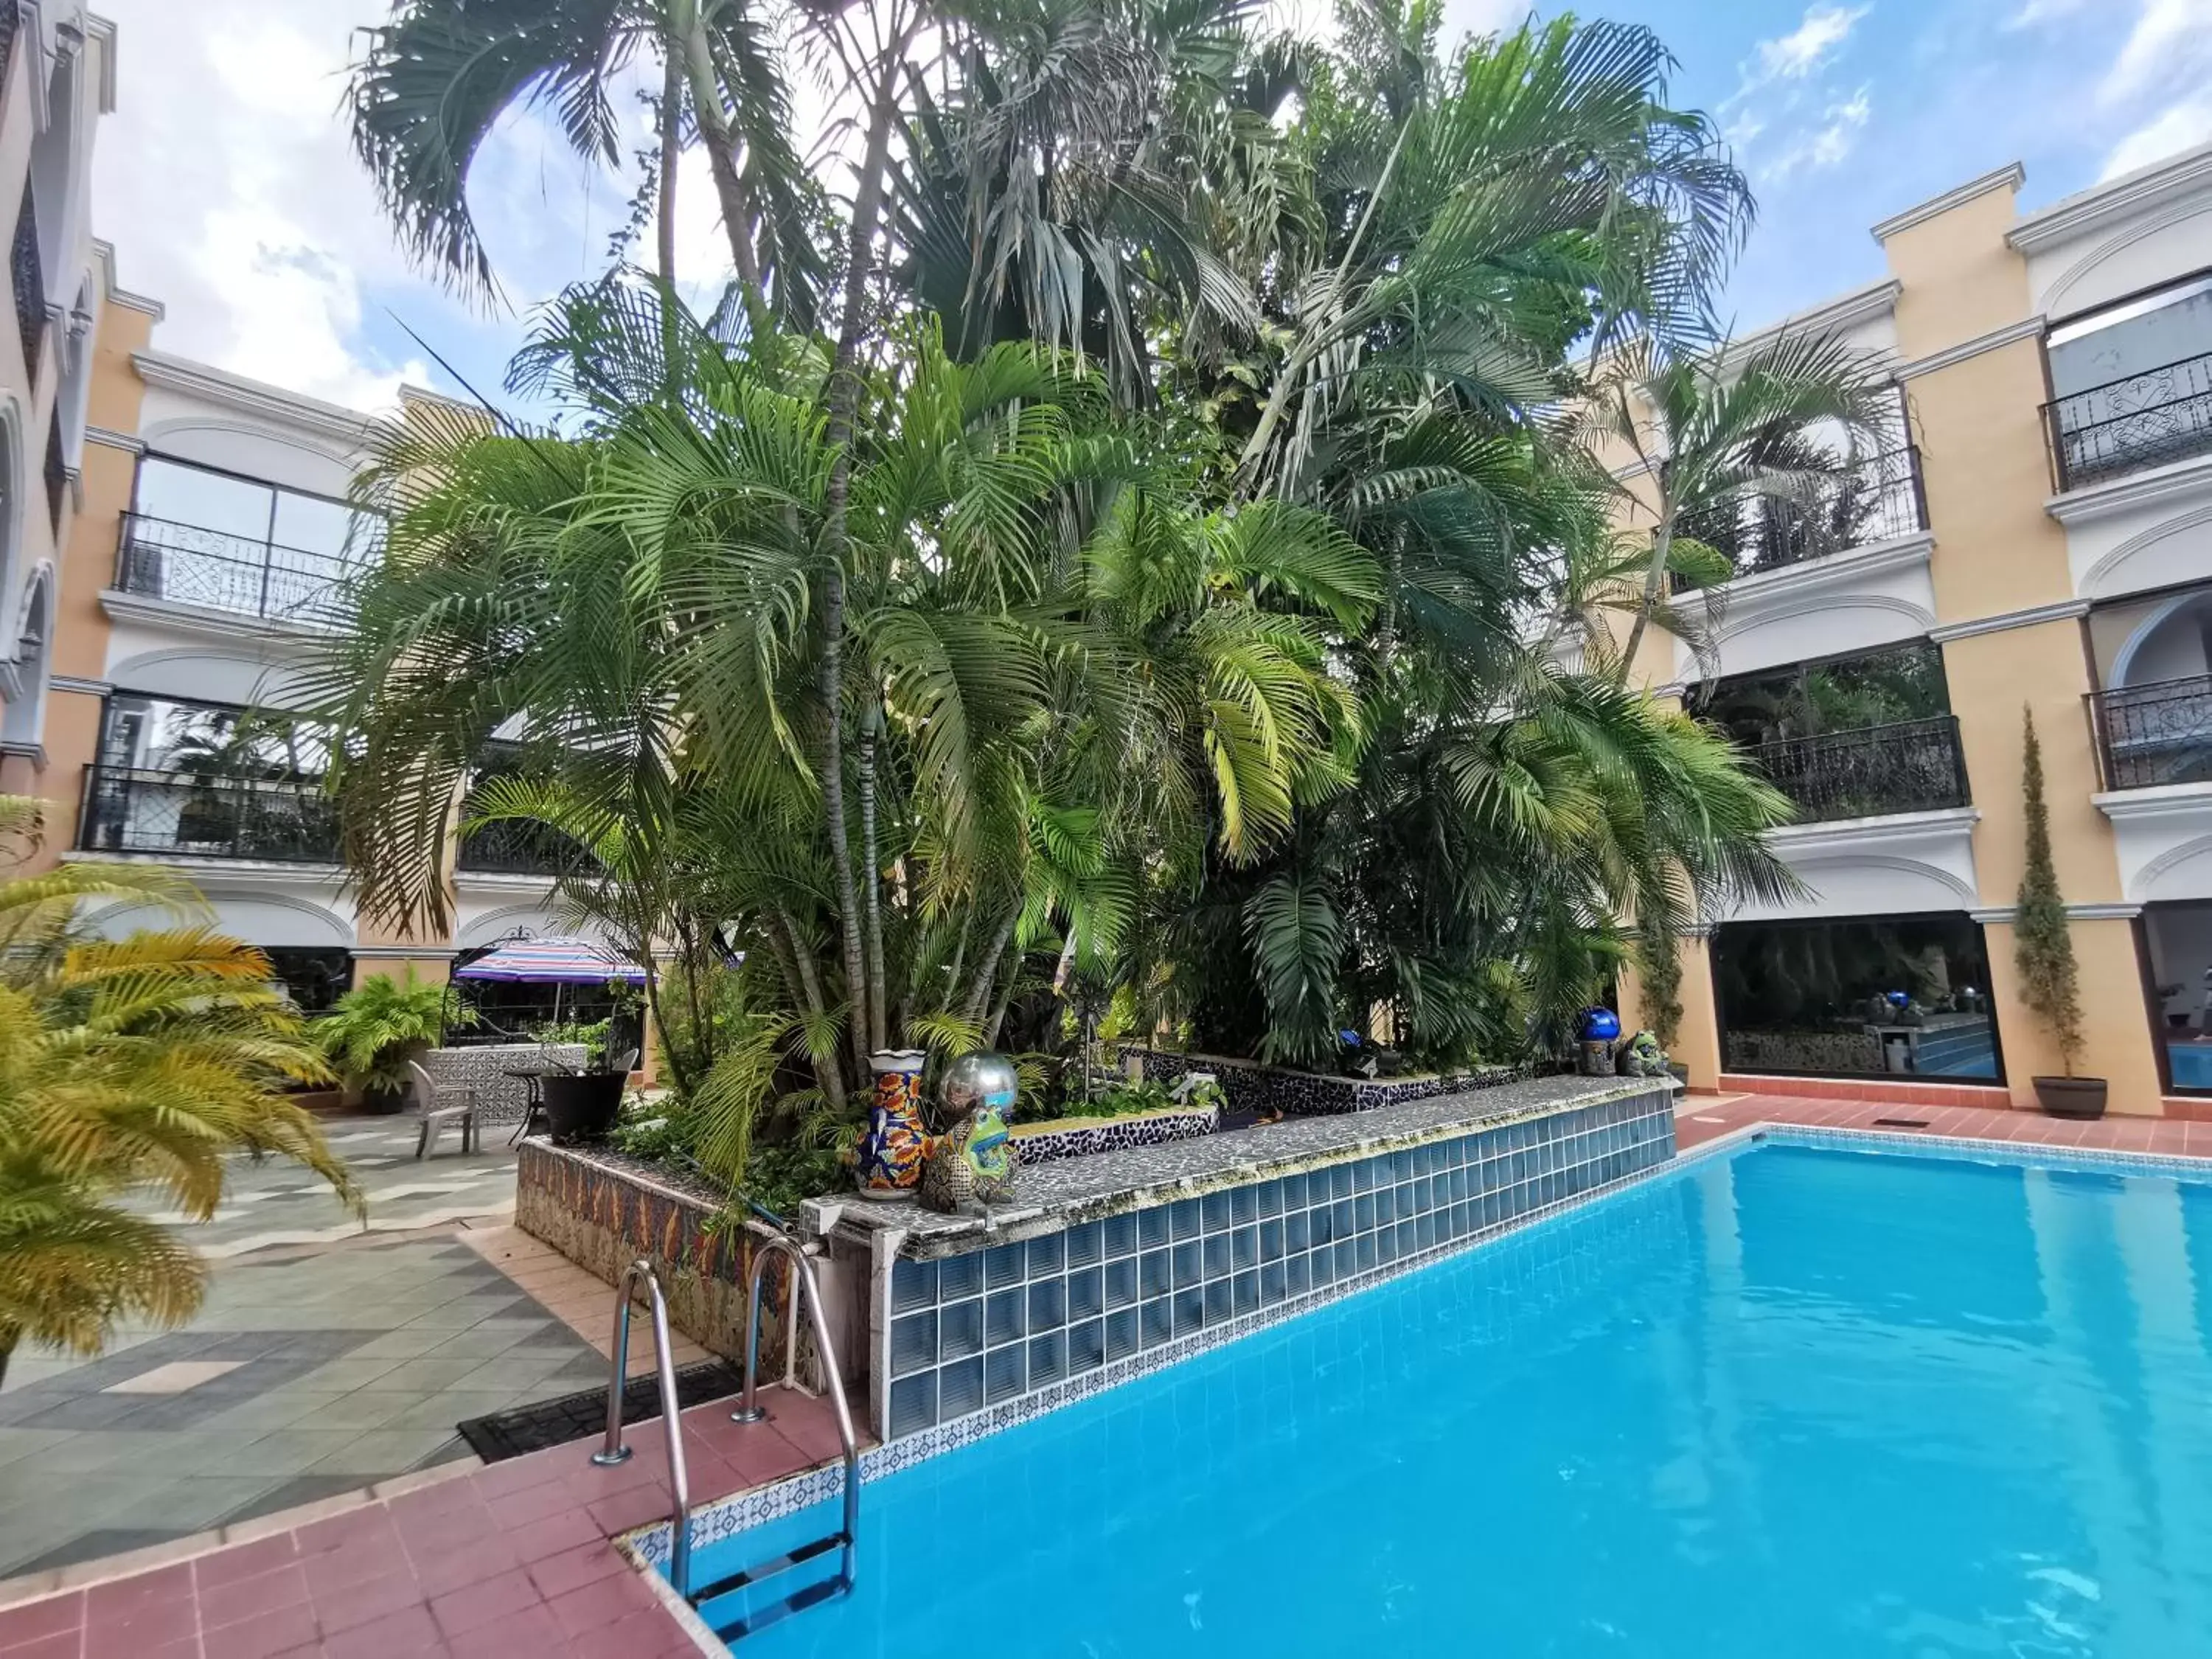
[1616,496,1675,681]
[818,13,918,1084]
[858,703,888,1054]
[669,0,765,318]
[655,45,682,284]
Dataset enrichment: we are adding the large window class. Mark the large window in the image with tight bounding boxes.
[83,698,338,863]
[264,948,352,1015]
[121,457,380,622]
[1693,641,1950,748]
[2143,902,2212,1093]
[1712,914,2003,1082]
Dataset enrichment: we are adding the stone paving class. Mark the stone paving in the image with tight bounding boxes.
[0,1120,701,1585]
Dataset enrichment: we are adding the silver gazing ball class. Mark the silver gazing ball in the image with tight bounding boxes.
[939,1050,1020,1119]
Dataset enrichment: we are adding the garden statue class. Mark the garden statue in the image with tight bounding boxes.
[853,1048,930,1198]
[1576,1006,1621,1077]
[920,1051,1020,1214]
[1618,1029,1671,1079]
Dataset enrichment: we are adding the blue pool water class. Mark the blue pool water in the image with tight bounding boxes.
[689,1141,2212,1656]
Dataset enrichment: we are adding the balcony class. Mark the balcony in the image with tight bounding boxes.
[114,513,352,625]
[78,765,341,863]
[1745,714,1970,826]
[2044,352,2212,493]
[1672,446,1928,591]
[456,814,577,877]
[2087,675,2212,790]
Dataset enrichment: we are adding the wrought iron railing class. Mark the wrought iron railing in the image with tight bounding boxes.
[77,765,341,863]
[2087,675,2212,790]
[456,813,577,877]
[1670,445,1927,591]
[1745,714,1969,824]
[114,512,353,623]
[2044,351,2212,492]
[11,180,39,383]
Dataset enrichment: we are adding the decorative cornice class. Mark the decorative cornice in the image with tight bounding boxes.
[2093,782,2212,823]
[2048,449,2212,521]
[84,14,119,113]
[1894,316,2045,381]
[453,869,560,893]
[1764,805,1981,852]
[48,675,108,697]
[2009,139,2212,255]
[1927,597,2090,643]
[98,587,333,646]
[0,740,45,766]
[1706,531,1934,608]
[91,240,163,321]
[1872,163,2025,243]
[351,945,459,960]
[1722,279,1902,369]
[1970,902,2142,923]
[83,425,141,453]
[131,351,378,444]
[63,849,347,886]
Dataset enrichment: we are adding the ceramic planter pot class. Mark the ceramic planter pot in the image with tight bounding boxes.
[2033,1076,2108,1120]
[855,1048,929,1197]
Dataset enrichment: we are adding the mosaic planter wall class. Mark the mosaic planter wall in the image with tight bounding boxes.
[1010,1104,1218,1167]
[422,1043,588,1125]
[515,1140,804,1375]
[811,1079,1675,1443]
[1118,1046,1519,1117]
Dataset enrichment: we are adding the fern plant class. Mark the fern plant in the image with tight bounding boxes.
[0,799,356,1384]
[316,974,468,1101]
[2014,707,2085,1075]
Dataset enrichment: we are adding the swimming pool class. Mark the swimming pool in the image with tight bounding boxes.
[675,1135,2212,1656]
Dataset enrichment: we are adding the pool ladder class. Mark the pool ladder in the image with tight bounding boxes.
[591,1239,861,1643]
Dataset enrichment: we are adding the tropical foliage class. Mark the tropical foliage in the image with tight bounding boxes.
[316,973,471,1099]
[327,0,1848,1208]
[0,801,354,1383]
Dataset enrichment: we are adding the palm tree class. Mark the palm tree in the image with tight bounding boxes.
[345,0,814,308]
[1595,329,1899,676]
[312,286,1370,1159]
[0,800,356,1385]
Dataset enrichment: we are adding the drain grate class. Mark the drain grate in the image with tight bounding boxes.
[457,1359,745,1462]
[1872,1117,1932,1129]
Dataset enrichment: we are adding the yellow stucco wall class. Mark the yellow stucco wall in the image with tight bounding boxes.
[1913,343,2073,621]
[1881,179,2029,361]
[1618,934,1722,1090]
[1984,919,2161,1113]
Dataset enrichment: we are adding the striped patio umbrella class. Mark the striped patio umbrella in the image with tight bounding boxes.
[453,935,647,985]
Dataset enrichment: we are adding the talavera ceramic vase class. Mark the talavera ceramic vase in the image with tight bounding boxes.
[855,1048,929,1198]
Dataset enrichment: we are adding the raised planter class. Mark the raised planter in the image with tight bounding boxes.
[1009,1103,1219,1167]
[515,1140,825,1382]
[1118,1046,1520,1118]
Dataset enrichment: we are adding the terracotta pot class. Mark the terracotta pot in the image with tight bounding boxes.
[2033,1076,2107,1120]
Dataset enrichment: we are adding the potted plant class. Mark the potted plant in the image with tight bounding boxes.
[316,974,469,1112]
[2016,708,2105,1119]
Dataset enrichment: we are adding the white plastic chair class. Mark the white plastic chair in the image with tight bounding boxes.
[405,1059,479,1158]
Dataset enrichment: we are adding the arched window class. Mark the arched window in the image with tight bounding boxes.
[1,564,53,751]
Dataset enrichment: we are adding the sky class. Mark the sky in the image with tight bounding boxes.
[86,0,2212,414]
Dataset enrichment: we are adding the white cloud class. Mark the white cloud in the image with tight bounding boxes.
[1753,5,1871,86]
[2103,97,2212,178]
[2006,0,2092,27]
[2101,0,2212,102]
[1766,86,1873,178]
[88,0,452,411]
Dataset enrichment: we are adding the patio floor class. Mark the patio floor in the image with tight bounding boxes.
[2,1092,2205,1658]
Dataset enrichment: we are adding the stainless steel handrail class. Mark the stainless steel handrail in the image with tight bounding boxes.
[590,1259,695,1597]
[728,1234,861,1596]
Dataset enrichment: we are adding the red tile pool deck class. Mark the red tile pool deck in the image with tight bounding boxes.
[6,1091,2210,1658]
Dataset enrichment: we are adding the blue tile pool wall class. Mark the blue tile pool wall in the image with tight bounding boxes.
[882,1091,1674,1439]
